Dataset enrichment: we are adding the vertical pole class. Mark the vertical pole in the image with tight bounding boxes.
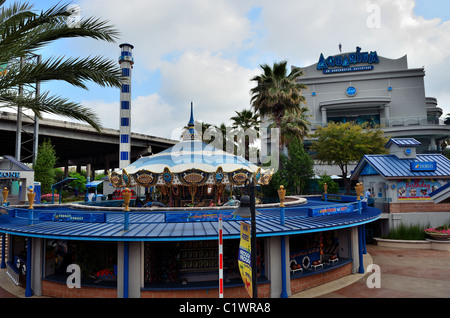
[362,224,367,254]
[25,237,32,297]
[280,236,288,298]
[1,234,5,269]
[124,241,129,298]
[249,179,257,298]
[33,55,41,165]
[218,216,223,298]
[358,226,364,274]
[118,43,134,169]
[280,207,285,226]
[15,57,25,161]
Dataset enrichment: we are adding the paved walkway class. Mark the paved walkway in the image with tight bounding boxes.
[292,244,450,298]
[1,244,449,298]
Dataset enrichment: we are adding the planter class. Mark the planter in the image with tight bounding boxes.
[424,232,450,240]
[374,237,450,251]
[374,238,430,250]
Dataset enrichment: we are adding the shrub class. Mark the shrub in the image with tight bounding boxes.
[382,223,430,240]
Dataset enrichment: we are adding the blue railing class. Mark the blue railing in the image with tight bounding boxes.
[1,197,366,231]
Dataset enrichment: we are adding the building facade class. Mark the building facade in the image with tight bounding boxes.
[351,138,450,234]
[296,46,449,156]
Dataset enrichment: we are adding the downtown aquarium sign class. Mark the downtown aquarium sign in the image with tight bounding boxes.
[317,46,379,74]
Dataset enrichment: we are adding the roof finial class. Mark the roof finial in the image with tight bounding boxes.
[183,101,201,141]
[188,101,194,128]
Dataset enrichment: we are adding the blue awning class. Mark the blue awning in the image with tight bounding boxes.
[0,202,381,242]
[86,181,104,188]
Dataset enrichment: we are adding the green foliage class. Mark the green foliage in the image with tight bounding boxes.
[262,154,288,198]
[262,140,314,197]
[0,1,122,132]
[284,138,314,194]
[317,174,339,194]
[69,172,87,193]
[382,223,430,240]
[311,121,388,193]
[33,138,57,193]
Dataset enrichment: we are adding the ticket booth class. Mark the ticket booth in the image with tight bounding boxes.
[0,155,35,205]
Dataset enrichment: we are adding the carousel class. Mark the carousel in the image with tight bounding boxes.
[107,104,273,207]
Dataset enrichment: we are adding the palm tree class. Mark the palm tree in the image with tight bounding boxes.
[0,1,122,132]
[269,106,311,149]
[230,109,260,161]
[250,60,308,158]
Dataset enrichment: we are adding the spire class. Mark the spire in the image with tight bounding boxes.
[182,102,201,141]
[188,101,195,128]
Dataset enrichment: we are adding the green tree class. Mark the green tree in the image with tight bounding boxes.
[0,1,122,132]
[284,138,314,194]
[230,109,261,160]
[317,174,339,194]
[250,61,308,160]
[69,172,87,194]
[310,121,388,194]
[33,138,57,193]
[261,154,288,199]
[270,107,311,149]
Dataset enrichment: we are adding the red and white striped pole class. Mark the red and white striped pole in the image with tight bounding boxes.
[218,216,223,298]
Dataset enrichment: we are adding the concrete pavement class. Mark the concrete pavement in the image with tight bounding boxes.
[1,244,449,298]
[292,244,450,298]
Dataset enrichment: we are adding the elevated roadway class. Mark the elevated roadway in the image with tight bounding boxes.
[0,111,177,172]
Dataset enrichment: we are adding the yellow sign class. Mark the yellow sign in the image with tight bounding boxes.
[238,221,252,297]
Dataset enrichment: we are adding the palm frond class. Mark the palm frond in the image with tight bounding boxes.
[0,90,103,132]
[0,55,122,90]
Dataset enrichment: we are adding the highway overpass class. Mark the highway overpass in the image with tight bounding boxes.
[0,111,177,172]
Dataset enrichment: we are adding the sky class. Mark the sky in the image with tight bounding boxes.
[4,0,450,140]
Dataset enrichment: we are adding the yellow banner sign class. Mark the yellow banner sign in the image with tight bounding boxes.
[238,221,252,297]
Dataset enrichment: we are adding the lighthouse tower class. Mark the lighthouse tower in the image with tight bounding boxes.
[118,43,134,168]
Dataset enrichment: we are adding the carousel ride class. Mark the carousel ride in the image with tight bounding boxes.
[107,104,273,207]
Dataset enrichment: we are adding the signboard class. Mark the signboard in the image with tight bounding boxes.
[0,171,20,178]
[166,210,244,223]
[410,161,437,172]
[308,204,354,217]
[317,46,379,74]
[238,222,252,298]
[39,212,106,223]
[397,179,441,201]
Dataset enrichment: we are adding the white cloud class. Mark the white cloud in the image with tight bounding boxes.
[159,50,259,128]
[81,94,177,139]
[48,0,450,135]
[79,0,255,71]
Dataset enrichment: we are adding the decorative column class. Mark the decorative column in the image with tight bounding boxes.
[118,43,134,169]
[384,104,390,127]
[321,107,327,126]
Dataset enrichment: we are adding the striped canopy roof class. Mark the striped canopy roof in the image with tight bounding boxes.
[108,103,273,188]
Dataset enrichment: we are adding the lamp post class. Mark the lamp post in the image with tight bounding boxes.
[232,178,259,298]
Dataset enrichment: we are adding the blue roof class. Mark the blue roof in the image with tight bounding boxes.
[352,153,450,179]
[0,202,381,242]
[384,138,421,148]
[86,180,104,188]
[3,155,33,171]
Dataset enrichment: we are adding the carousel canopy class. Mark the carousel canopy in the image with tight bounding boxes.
[108,103,273,188]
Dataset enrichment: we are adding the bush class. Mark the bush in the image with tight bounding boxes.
[382,223,430,240]
[41,193,59,202]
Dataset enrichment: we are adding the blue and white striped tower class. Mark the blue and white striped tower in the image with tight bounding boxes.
[118,43,134,168]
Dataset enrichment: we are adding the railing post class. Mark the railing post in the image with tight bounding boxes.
[123,188,131,231]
